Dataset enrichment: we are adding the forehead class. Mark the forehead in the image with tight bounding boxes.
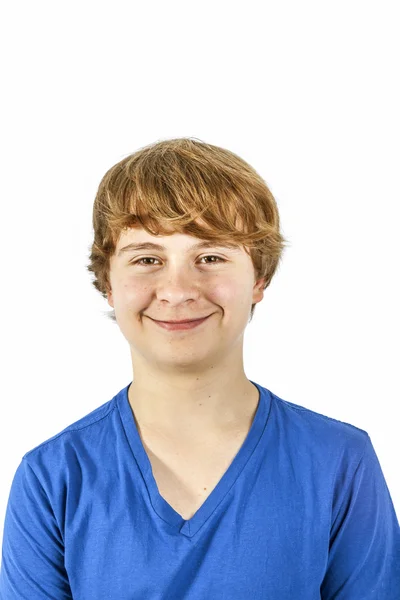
[115,226,243,256]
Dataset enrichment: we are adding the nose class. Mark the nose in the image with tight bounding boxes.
[155,266,203,305]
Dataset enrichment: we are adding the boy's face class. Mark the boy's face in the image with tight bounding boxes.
[107,224,265,371]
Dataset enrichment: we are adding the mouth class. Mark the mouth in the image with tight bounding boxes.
[148,314,213,331]
[151,315,212,324]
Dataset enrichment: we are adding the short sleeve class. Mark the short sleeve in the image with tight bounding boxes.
[0,458,72,599]
[321,434,400,599]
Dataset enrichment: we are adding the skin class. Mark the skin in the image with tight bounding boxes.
[107,222,266,442]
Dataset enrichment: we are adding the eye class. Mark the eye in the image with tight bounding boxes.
[130,255,226,267]
[199,255,226,265]
[131,257,159,266]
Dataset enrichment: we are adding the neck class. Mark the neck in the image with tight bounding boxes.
[127,374,259,438]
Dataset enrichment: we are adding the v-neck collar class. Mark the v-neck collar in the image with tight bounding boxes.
[116,379,271,538]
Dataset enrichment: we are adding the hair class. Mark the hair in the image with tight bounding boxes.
[86,137,289,323]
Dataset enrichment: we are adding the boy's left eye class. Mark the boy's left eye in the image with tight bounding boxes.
[199,255,226,264]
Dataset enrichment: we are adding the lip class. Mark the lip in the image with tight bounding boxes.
[153,316,210,324]
[149,314,212,331]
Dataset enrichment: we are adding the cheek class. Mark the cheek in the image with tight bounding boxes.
[114,278,153,307]
[209,280,239,306]
[214,279,253,310]
[127,282,153,304]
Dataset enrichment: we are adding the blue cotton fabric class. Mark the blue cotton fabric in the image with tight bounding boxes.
[1,380,399,599]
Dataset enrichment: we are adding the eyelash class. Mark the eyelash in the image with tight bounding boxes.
[130,255,226,267]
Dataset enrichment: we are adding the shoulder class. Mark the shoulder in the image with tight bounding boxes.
[20,384,129,481]
[270,388,368,438]
[265,387,369,467]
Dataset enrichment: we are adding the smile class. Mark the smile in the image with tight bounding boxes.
[149,314,212,331]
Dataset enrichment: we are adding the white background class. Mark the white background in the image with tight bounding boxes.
[1,0,399,553]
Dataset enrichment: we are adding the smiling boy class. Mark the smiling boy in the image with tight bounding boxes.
[1,137,399,598]
[107,222,265,521]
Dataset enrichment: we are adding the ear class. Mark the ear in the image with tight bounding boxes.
[252,277,266,304]
[107,288,114,308]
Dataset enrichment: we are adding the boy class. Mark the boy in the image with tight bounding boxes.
[1,137,399,598]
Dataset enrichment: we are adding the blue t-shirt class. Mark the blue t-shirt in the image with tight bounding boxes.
[1,380,399,599]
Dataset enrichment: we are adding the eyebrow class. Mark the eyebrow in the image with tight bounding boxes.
[117,241,240,256]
